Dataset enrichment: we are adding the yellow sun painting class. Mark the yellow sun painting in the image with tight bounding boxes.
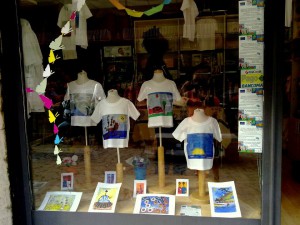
[192,148,205,155]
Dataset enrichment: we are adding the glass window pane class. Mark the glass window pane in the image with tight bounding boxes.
[19,0,262,221]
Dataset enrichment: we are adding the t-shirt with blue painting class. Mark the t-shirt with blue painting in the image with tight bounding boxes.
[91,97,140,148]
[172,117,222,170]
[64,79,106,126]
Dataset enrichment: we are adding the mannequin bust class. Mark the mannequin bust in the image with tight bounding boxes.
[151,69,166,82]
[106,89,121,103]
[76,70,89,85]
[191,108,209,123]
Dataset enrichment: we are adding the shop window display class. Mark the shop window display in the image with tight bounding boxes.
[19,0,262,222]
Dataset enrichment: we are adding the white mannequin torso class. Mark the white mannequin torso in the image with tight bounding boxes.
[151,70,166,82]
[106,89,121,103]
[76,70,89,85]
[191,108,209,123]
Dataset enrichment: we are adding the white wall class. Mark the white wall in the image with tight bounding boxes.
[0,81,13,225]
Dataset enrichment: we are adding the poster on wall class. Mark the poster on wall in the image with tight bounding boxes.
[238,88,263,153]
[38,191,82,212]
[88,182,121,213]
[208,181,241,218]
[133,194,176,215]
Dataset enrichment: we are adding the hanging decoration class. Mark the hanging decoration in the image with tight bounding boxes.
[26,0,87,165]
[109,0,172,17]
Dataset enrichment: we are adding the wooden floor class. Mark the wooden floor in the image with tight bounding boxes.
[281,153,300,225]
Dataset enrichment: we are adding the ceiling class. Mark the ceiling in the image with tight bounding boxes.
[20,0,182,9]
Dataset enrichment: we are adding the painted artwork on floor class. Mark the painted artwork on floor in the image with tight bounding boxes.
[176,179,189,196]
[38,191,82,212]
[208,181,241,218]
[88,182,122,213]
[104,171,117,184]
[61,172,74,191]
[133,180,147,197]
[133,194,175,215]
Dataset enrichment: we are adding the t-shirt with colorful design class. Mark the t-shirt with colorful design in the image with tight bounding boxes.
[91,98,140,148]
[64,80,106,126]
[172,117,222,170]
[137,79,181,128]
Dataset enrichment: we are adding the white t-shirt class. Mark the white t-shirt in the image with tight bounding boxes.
[64,80,106,126]
[195,18,218,51]
[137,79,182,128]
[180,0,199,41]
[91,98,140,149]
[57,2,92,59]
[172,117,222,170]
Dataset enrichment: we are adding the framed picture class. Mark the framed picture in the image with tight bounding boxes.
[103,45,132,58]
[133,180,147,197]
[176,179,189,196]
[88,182,122,213]
[38,191,82,212]
[133,194,176,215]
[208,181,241,218]
[104,171,116,184]
[61,172,74,191]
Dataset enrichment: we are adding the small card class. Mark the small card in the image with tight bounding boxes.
[133,180,147,197]
[61,173,74,191]
[175,179,189,196]
[104,171,116,184]
[180,205,202,216]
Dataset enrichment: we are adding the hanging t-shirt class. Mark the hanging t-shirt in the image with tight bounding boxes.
[64,80,105,126]
[90,98,140,149]
[195,18,218,51]
[57,2,92,59]
[172,117,222,170]
[180,0,199,41]
[137,79,182,128]
[21,18,45,116]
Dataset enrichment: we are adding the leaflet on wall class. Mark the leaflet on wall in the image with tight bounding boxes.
[239,37,264,70]
[208,181,241,218]
[239,1,264,35]
[38,191,82,212]
[133,194,175,215]
[88,182,121,213]
[238,88,263,153]
[239,1,264,71]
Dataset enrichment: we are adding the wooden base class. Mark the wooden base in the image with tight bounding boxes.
[189,191,209,203]
[84,145,91,186]
[148,183,175,194]
[116,163,123,183]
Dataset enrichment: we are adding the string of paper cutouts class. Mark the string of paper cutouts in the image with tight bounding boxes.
[26,0,87,165]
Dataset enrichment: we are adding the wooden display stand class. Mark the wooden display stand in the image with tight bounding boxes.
[84,127,92,186]
[148,127,175,194]
[190,170,209,203]
[116,148,123,183]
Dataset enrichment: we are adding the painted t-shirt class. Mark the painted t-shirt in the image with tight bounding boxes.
[91,98,140,148]
[172,117,222,170]
[64,80,106,126]
[137,79,181,128]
